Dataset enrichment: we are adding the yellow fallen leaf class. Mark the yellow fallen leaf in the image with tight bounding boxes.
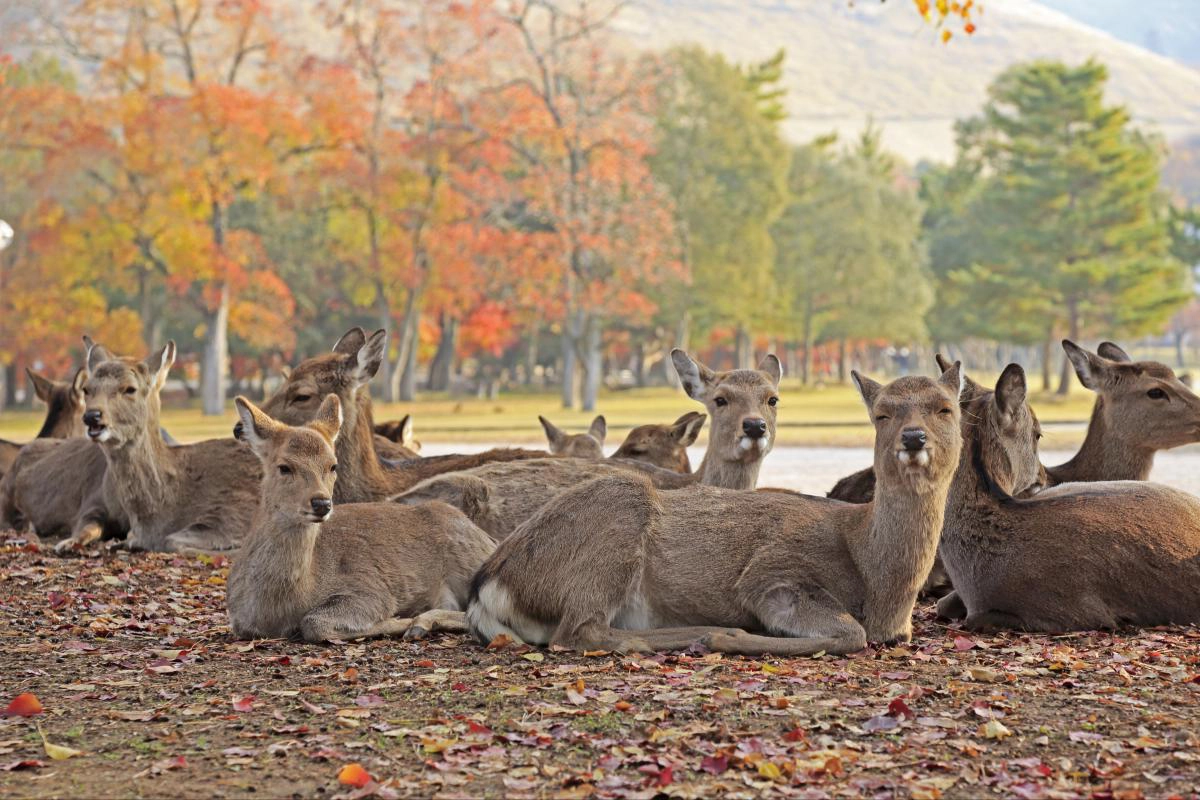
[522,652,545,663]
[981,719,1012,740]
[756,760,783,781]
[38,726,83,760]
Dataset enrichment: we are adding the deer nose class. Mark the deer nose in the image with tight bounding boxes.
[742,418,767,439]
[901,429,927,451]
[310,497,333,518]
[83,410,103,427]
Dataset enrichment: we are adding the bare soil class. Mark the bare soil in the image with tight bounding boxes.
[1,541,1198,799]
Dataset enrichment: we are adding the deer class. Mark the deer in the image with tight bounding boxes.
[236,328,546,503]
[539,415,607,459]
[373,414,420,460]
[83,339,261,553]
[226,394,495,642]
[934,363,1200,632]
[465,363,965,655]
[0,368,86,482]
[394,351,779,541]
[610,411,705,473]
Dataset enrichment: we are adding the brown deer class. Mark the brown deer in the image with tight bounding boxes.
[0,368,86,481]
[465,364,965,655]
[394,351,779,540]
[83,340,261,553]
[539,415,607,459]
[1048,340,1200,485]
[374,414,420,460]
[936,363,1200,632]
[239,328,545,503]
[226,395,494,642]
[610,411,705,474]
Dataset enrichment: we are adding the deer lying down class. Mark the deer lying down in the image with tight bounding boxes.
[611,412,705,474]
[466,364,965,656]
[227,395,494,642]
[374,415,420,460]
[540,415,607,459]
[937,364,1200,632]
[395,351,776,540]
[0,368,86,483]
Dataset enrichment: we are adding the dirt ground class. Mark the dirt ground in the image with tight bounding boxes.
[1,540,1198,800]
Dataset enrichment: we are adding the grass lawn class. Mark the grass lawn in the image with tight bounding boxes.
[0,378,1101,450]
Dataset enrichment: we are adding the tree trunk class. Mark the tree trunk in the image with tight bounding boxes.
[376,290,396,403]
[1041,334,1054,392]
[201,283,230,415]
[524,325,540,386]
[1056,302,1080,396]
[427,314,458,392]
[561,310,582,409]
[388,289,420,402]
[837,338,848,383]
[398,311,419,403]
[633,339,647,387]
[801,295,815,385]
[0,363,7,414]
[581,317,602,412]
[734,325,752,369]
[1176,330,1187,369]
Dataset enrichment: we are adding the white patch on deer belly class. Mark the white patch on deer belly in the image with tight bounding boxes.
[466,579,551,645]
[435,584,462,612]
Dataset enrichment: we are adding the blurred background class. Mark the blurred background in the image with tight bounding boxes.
[0,0,1198,452]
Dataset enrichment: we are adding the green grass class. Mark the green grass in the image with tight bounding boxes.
[0,378,1101,449]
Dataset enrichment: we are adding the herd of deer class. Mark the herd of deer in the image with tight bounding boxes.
[2,329,1199,656]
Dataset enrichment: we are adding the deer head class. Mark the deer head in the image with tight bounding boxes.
[611,411,706,473]
[853,362,964,494]
[236,394,342,524]
[671,350,780,466]
[81,338,175,448]
[27,367,86,439]
[539,415,606,458]
[1064,340,1200,452]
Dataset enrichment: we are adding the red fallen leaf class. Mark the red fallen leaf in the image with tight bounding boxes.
[451,682,468,692]
[638,764,673,787]
[232,695,256,712]
[172,638,196,648]
[355,694,385,708]
[270,656,291,666]
[700,755,728,775]
[485,634,513,650]
[888,697,915,720]
[341,667,359,683]
[783,728,806,742]
[953,636,977,651]
[4,693,43,717]
[1,760,44,771]
[467,721,492,736]
[151,755,187,773]
[338,763,372,788]
[47,591,69,609]
[614,701,633,712]
[414,659,435,668]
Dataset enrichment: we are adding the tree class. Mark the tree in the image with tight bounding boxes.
[933,60,1191,394]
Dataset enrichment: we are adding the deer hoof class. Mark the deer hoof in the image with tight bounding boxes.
[403,625,430,641]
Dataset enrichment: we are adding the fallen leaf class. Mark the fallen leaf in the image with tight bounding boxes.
[338,763,371,788]
[38,726,83,760]
[981,720,1013,740]
[3,693,43,718]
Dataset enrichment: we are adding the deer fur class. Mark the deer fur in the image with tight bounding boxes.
[611,411,705,474]
[373,415,420,460]
[0,368,86,482]
[539,415,607,459]
[395,351,779,540]
[226,394,495,642]
[242,328,545,503]
[936,363,1200,632]
[84,340,260,553]
[465,364,965,655]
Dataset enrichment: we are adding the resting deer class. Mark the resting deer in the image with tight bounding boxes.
[84,340,260,553]
[374,415,420,460]
[540,415,607,459]
[237,328,545,503]
[0,368,86,482]
[395,351,778,540]
[936,363,1200,632]
[466,364,965,655]
[226,395,494,642]
[611,411,705,473]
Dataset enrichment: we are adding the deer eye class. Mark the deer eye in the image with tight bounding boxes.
[875,414,890,422]
[939,407,953,415]
[330,464,337,474]
[293,394,312,404]
[767,397,778,407]
[713,397,728,408]
[278,464,293,476]
[1148,388,1167,400]
[123,386,137,396]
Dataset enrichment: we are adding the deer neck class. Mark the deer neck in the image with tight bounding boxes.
[103,422,179,525]
[942,430,1009,551]
[332,390,393,502]
[243,505,320,596]
[695,448,762,490]
[858,468,951,639]
[1050,397,1155,483]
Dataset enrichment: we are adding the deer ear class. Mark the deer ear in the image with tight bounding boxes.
[672,412,706,446]
[235,396,282,456]
[1097,342,1132,363]
[347,329,386,387]
[852,371,884,414]
[144,341,176,391]
[757,354,782,386]
[71,368,87,397]
[309,394,343,444]
[995,363,1028,418]
[398,414,415,448]
[671,349,716,401]
[538,415,565,448]
[85,336,114,373]
[588,415,607,445]
[1062,340,1106,391]
[25,369,54,403]
[332,327,368,355]
[935,354,978,400]
[937,360,964,402]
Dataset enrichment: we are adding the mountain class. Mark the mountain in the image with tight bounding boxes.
[1038,1,1200,67]
[614,0,1200,164]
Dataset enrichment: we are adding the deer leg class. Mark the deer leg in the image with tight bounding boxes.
[299,594,406,643]
[402,609,468,641]
[707,586,867,656]
[963,609,1027,633]
[54,522,103,554]
[919,556,954,599]
[552,618,751,654]
[165,526,241,555]
[936,591,967,620]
